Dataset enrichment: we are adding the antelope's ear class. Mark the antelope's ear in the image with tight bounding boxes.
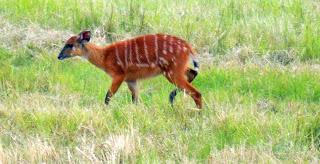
[78,30,91,43]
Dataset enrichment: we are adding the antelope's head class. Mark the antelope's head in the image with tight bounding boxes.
[58,30,91,60]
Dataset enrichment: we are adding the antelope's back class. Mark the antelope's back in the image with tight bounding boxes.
[107,34,193,70]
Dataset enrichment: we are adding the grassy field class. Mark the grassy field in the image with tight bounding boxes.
[0,0,319,163]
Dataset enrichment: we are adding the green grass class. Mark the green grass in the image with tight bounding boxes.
[0,0,320,59]
[0,0,320,163]
[0,45,319,162]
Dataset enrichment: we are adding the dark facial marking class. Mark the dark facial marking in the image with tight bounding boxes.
[57,44,74,60]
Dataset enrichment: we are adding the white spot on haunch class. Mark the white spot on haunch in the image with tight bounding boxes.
[183,46,188,52]
[163,50,167,55]
[177,40,181,45]
[159,57,169,65]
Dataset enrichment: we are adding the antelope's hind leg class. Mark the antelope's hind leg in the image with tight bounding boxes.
[169,68,198,105]
[165,71,202,109]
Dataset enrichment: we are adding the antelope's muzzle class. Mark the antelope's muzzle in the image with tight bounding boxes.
[58,44,73,60]
[57,52,71,60]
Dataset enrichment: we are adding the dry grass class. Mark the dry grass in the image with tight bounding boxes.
[0,1,319,162]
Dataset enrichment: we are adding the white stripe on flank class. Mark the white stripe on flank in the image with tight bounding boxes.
[124,41,128,67]
[128,40,132,65]
[154,34,158,63]
[143,36,150,64]
[177,45,182,54]
[134,39,141,64]
[163,39,167,55]
[169,36,174,53]
[136,63,150,67]
[115,45,123,68]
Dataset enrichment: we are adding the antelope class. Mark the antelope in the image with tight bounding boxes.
[58,31,202,108]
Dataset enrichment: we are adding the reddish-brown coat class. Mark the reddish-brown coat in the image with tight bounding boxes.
[61,33,202,108]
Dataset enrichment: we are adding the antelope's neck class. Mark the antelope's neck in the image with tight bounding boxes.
[84,43,107,69]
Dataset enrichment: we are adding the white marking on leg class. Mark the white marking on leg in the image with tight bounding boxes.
[127,81,138,93]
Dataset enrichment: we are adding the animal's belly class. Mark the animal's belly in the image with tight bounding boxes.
[124,66,162,81]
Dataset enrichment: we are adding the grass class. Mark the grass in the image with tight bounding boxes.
[0,0,320,163]
[1,0,320,59]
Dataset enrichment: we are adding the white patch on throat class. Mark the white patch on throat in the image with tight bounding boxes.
[81,53,89,60]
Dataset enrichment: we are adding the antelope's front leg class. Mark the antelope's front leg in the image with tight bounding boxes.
[126,80,139,104]
[105,76,125,105]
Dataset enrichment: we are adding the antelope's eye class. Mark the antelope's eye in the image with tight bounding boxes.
[65,44,73,48]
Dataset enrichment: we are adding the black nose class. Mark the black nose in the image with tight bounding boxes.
[58,55,64,60]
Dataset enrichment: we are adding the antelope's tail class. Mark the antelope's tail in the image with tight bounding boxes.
[189,46,199,72]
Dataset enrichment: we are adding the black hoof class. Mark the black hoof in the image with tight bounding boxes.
[169,89,178,105]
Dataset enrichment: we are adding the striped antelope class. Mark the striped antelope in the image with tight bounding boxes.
[58,31,202,108]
